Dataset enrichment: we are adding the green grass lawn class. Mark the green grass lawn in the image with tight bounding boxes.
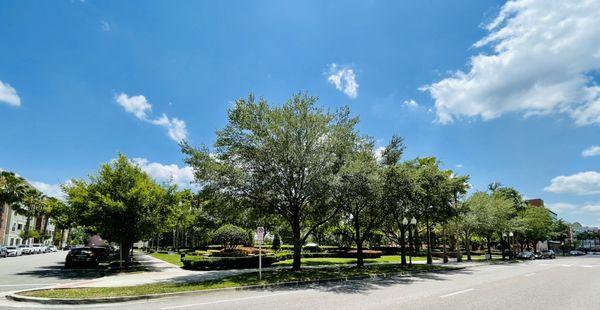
[149,252,184,267]
[273,255,429,267]
[21,263,457,299]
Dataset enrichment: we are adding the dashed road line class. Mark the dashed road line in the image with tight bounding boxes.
[524,273,536,277]
[440,288,474,298]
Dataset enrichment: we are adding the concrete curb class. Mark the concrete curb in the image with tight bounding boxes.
[7,266,464,305]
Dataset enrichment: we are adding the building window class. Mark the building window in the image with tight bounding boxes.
[9,238,14,246]
[12,224,16,231]
[17,224,22,230]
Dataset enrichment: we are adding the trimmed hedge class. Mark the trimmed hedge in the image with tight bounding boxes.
[182,255,277,270]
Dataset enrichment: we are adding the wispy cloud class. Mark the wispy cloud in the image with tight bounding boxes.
[422,0,600,125]
[116,93,188,143]
[327,64,359,99]
[0,80,21,107]
[582,146,600,158]
[402,99,418,108]
[544,171,600,195]
[131,158,196,190]
[100,21,110,32]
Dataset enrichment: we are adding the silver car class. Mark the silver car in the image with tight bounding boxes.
[18,244,33,254]
[5,246,22,257]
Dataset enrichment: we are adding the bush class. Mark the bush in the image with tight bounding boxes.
[182,255,277,270]
[272,234,281,251]
[212,224,249,250]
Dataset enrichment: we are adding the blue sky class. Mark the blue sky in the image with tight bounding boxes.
[1,1,600,226]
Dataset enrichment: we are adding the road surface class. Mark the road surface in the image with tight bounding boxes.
[0,251,105,294]
[1,255,599,309]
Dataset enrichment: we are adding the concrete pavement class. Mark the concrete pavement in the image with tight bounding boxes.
[1,255,599,309]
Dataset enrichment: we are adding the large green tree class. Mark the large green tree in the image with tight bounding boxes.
[467,191,514,258]
[64,154,167,265]
[334,138,383,267]
[182,93,357,270]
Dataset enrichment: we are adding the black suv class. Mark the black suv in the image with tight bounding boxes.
[0,246,7,258]
[65,247,110,268]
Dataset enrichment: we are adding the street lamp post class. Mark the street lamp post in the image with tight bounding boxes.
[508,232,514,260]
[402,217,408,266]
[502,233,507,260]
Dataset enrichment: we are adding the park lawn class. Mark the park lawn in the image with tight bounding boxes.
[273,255,430,267]
[150,252,184,267]
[21,263,457,299]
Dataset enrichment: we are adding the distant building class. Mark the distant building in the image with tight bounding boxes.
[524,198,559,252]
[0,201,56,247]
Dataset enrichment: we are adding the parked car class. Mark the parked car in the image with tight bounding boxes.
[0,246,7,258]
[539,250,556,259]
[65,247,110,268]
[5,246,22,257]
[516,251,536,260]
[47,245,57,252]
[569,250,586,256]
[18,244,33,255]
[30,243,42,254]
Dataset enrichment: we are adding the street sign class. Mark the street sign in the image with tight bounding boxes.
[257,227,265,280]
[257,227,265,244]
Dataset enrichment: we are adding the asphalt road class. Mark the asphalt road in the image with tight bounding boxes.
[0,251,105,294]
[2,255,599,309]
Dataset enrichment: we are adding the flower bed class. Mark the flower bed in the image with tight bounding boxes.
[182,255,278,270]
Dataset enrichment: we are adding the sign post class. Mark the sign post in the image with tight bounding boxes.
[257,227,265,280]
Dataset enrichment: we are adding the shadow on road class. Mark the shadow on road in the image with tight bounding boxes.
[14,263,108,280]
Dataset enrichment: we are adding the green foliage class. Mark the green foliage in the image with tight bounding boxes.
[211,224,248,249]
[182,255,277,270]
[63,154,170,264]
[183,93,359,270]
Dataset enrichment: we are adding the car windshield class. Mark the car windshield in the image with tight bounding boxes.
[6,246,16,249]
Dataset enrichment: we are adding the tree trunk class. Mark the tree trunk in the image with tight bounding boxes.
[465,232,472,261]
[456,230,462,262]
[354,215,364,267]
[121,240,132,267]
[291,216,302,271]
[486,237,492,260]
[426,219,433,265]
[24,216,32,244]
[356,239,364,267]
[400,228,407,266]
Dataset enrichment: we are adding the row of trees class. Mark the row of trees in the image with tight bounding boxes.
[1,93,572,270]
[0,171,69,244]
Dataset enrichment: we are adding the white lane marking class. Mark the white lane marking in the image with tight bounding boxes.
[524,273,536,277]
[582,265,593,268]
[561,264,572,267]
[161,291,300,309]
[538,264,549,266]
[0,283,58,287]
[439,288,474,298]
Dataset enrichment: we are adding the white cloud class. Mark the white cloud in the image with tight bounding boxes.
[544,171,600,195]
[402,99,418,108]
[422,0,600,125]
[582,146,600,157]
[101,21,110,32]
[582,204,600,213]
[150,114,188,143]
[327,64,359,99]
[131,158,196,190]
[116,93,151,120]
[455,164,464,168]
[30,181,65,199]
[373,146,385,163]
[546,202,577,213]
[116,93,188,143]
[0,80,21,107]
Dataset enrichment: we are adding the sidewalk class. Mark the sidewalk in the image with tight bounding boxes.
[58,253,495,288]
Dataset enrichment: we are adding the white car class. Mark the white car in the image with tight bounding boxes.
[31,243,42,254]
[46,245,57,252]
[5,246,22,256]
[18,244,33,254]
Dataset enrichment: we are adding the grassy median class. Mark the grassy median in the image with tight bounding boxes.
[272,255,430,266]
[20,264,457,299]
[149,252,184,267]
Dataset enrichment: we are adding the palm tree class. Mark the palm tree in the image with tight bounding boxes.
[15,188,45,243]
[0,171,30,208]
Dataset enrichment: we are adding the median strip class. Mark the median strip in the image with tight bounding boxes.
[10,264,459,304]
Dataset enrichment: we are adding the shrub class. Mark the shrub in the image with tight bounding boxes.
[182,255,277,270]
[272,234,281,251]
[211,224,249,250]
